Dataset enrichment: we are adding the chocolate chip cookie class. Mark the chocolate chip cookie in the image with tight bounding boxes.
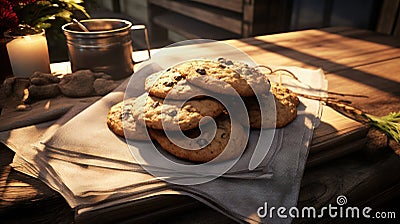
[107,98,150,140]
[175,59,269,97]
[149,116,247,162]
[245,84,299,129]
[145,69,207,100]
[133,93,225,131]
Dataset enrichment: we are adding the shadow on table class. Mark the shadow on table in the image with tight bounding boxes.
[238,30,400,116]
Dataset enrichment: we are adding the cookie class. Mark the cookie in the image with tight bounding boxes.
[217,57,270,95]
[107,98,150,140]
[145,69,207,100]
[270,82,300,107]
[245,84,299,129]
[175,59,269,97]
[149,116,247,162]
[139,94,225,131]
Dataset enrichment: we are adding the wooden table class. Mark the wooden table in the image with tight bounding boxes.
[1,27,400,223]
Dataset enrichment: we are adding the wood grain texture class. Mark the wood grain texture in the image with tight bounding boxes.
[1,27,400,223]
[148,0,292,39]
[376,0,400,35]
[149,0,242,34]
[190,0,243,13]
[395,9,400,36]
[242,0,292,36]
[296,149,400,224]
[153,12,240,40]
[0,145,74,224]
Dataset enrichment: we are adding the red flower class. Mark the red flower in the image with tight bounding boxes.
[0,0,19,34]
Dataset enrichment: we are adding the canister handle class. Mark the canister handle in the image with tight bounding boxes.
[131,24,151,63]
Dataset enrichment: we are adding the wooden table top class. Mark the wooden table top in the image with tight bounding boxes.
[1,27,400,223]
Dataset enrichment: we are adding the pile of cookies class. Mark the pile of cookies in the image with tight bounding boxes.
[107,58,299,162]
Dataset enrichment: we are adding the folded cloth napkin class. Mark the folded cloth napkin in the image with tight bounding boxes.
[2,42,327,223]
[9,98,322,223]
[0,94,102,166]
[8,72,324,224]
[0,96,91,132]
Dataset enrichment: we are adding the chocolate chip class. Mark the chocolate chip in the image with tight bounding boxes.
[163,81,174,87]
[168,110,177,117]
[152,101,160,107]
[174,75,183,81]
[166,68,171,72]
[219,64,226,69]
[196,138,208,147]
[225,60,233,65]
[196,68,206,75]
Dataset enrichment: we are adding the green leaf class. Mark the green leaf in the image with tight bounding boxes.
[15,0,90,27]
[367,112,400,142]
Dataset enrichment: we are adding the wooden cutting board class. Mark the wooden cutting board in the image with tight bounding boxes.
[308,105,369,167]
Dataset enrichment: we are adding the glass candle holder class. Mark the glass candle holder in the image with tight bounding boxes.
[4,25,50,78]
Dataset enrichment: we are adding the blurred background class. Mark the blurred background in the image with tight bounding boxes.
[59,0,398,62]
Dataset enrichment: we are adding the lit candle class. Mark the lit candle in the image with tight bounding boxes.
[6,29,50,78]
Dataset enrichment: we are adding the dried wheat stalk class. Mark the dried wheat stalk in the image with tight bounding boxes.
[295,92,400,143]
[256,65,399,143]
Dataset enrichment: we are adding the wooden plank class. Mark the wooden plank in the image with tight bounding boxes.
[121,0,149,24]
[221,40,390,73]
[326,57,400,116]
[225,29,400,73]
[76,195,203,224]
[232,28,400,50]
[319,26,356,33]
[243,0,292,36]
[376,0,400,34]
[168,30,188,43]
[190,0,243,13]
[296,151,400,223]
[147,3,169,45]
[311,106,368,149]
[149,0,243,34]
[112,0,121,13]
[0,145,74,223]
[307,138,367,168]
[308,105,369,167]
[153,12,240,40]
[394,8,400,36]
[254,29,400,57]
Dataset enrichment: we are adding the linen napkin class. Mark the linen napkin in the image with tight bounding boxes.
[0,94,102,168]
[8,89,323,224]
[3,41,327,223]
[9,95,322,223]
[15,77,323,224]
[0,96,94,132]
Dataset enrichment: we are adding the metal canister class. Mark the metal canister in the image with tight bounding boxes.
[62,19,150,80]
